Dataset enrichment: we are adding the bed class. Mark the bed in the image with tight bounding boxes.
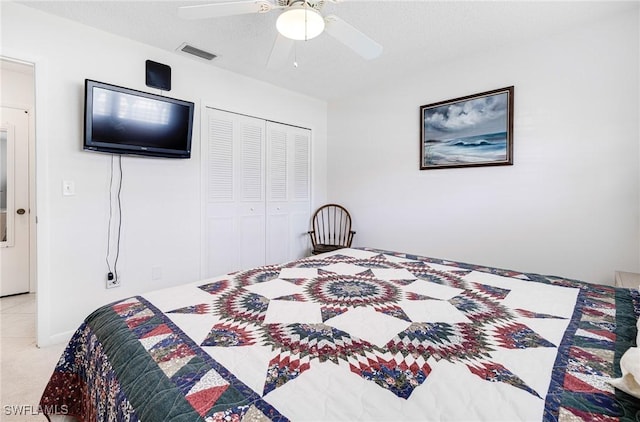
[40,247,640,421]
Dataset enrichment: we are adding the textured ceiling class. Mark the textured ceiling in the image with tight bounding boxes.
[17,0,639,101]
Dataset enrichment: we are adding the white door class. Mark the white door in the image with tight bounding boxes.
[265,122,311,264]
[0,106,30,296]
[204,108,265,277]
[203,108,311,277]
[287,127,312,259]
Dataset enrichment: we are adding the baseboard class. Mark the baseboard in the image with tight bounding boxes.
[37,329,74,348]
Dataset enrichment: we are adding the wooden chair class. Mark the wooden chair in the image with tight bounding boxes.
[308,204,355,255]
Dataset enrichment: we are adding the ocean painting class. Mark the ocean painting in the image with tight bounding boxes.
[420,87,513,169]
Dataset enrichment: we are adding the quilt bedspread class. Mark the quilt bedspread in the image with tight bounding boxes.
[40,248,640,421]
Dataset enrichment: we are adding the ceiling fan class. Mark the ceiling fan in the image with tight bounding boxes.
[178,0,383,68]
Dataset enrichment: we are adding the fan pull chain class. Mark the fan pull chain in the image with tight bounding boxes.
[304,1,309,42]
[297,1,310,67]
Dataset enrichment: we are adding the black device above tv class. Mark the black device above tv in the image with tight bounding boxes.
[83,79,194,158]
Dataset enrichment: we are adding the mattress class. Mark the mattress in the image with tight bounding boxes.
[40,248,640,421]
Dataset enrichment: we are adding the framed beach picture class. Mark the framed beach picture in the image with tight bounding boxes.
[420,86,514,170]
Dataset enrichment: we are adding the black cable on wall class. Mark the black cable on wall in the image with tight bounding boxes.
[105,154,122,284]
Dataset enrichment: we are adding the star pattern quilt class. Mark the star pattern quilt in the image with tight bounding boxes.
[41,248,640,421]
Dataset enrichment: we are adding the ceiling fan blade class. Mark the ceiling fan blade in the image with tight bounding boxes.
[178,0,275,19]
[267,33,295,69]
[324,15,383,60]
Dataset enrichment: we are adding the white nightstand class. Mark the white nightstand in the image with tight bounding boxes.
[614,271,640,289]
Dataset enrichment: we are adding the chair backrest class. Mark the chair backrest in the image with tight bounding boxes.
[311,204,353,247]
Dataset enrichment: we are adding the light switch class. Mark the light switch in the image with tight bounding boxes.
[62,180,75,196]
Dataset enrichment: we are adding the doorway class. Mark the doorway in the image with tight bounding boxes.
[0,58,35,297]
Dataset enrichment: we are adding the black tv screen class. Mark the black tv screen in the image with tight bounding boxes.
[84,79,194,158]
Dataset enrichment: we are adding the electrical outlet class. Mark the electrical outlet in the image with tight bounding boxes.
[62,180,75,196]
[106,272,121,288]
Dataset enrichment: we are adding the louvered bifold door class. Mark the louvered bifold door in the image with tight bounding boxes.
[204,108,265,277]
[266,121,311,264]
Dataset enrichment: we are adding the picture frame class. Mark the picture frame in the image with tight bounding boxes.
[420,86,514,170]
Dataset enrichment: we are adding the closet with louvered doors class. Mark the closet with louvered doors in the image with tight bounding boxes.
[203,107,311,278]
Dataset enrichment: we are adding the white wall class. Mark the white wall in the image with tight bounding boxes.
[1,61,34,107]
[1,2,327,345]
[327,9,639,285]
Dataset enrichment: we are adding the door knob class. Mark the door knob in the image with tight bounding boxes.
[16,208,26,215]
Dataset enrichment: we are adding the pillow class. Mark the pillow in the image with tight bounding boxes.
[609,347,640,399]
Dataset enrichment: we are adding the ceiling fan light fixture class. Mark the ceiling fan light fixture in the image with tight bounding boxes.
[276,5,325,41]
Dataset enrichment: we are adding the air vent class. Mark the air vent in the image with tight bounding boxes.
[177,43,217,61]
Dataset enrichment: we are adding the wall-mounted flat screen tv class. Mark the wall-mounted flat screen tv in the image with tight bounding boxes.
[84,79,194,158]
